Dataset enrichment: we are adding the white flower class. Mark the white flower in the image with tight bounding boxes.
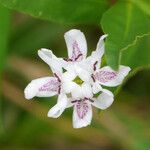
[24,29,131,128]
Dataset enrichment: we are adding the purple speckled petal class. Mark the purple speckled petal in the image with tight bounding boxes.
[24,77,60,99]
[64,29,87,62]
[73,99,92,128]
[94,65,131,87]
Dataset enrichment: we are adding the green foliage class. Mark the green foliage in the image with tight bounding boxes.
[0,4,10,133]
[0,4,10,74]
[121,35,150,69]
[10,20,69,57]
[101,1,150,69]
[0,0,109,24]
[130,0,150,16]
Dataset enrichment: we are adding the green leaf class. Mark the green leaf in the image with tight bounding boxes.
[130,0,150,16]
[121,35,150,69]
[101,1,150,69]
[0,0,109,24]
[115,35,150,95]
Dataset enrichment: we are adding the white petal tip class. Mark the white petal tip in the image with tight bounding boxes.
[64,29,85,41]
[47,111,55,118]
[38,48,44,54]
[47,102,65,119]
[47,111,59,118]
[38,48,52,57]
[127,66,131,72]
[24,82,37,100]
[100,34,108,40]
[47,112,53,118]
[98,95,114,110]
[38,49,45,55]
[37,49,43,57]
[120,65,131,76]
[104,34,108,37]
[38,48,49,52]
[24,89,34,100]
[65,29,81,36]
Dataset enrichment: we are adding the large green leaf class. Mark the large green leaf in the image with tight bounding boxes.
[101,1,150,69]
[131,0,150,16]
[121,35,150,69]
[0,0,109,24]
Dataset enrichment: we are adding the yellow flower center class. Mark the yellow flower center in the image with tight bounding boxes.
[73,76,84,85]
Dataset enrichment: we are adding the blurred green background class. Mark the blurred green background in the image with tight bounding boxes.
[0,1,150,150]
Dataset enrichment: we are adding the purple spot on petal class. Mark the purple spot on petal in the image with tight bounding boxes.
[39,79,60,93]
[91,74,96,82]
[76,100,89,119]
[71,41,83,61]
[93,61,98,71]
[94,71,117,83]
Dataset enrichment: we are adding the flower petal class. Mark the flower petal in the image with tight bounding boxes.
[92,81,102,94]
[38,48,64,74]
[74,64,91,82]
[82,83,93,98]
[73,100,92,128]
[64,29,87,61]
[66,98,74,108]
[47,94,68,118]
[71,84,83,99]
[61,68,76,82]
[94,65,131,87]
[24,77,60,99]
[92,89,114,110]
[62,81,77,94]
[95,34,108,58]
[61,67,77,93]
[85,34,108,72]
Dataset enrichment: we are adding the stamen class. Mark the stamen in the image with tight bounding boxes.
[54,73,61,82]
[88,99,94,103]
[78,100,82,102]
[72,98,93,104]
[75,53,83,61]
[63,58,68,61]
[91,74,96,82]
[71,99,82,103]
[93,61,98,71]
[63,58,73,62]
[84,97,89,100]
[71,100,78,103]
[58,85,61,94]
[84,97,94,103]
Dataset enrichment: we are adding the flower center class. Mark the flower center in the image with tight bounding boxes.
[73,76,84,85]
